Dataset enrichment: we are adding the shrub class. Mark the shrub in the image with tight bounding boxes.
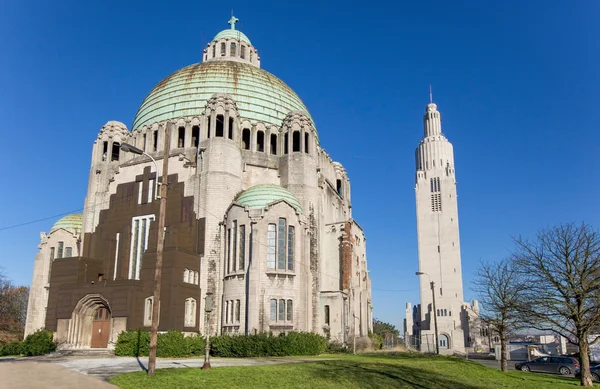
[0,341,23,356]
[186,334,206,356]
[210,332,327,358]
[326,341,348,354]
[156,330,189,358]
[369,332,383,350]
[114,329,150,357]
[21,329,56,356]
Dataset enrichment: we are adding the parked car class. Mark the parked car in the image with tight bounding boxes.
[575,364,600,382]
[515,356,580,375]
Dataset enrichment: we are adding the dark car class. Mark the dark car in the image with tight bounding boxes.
[515,356,580,375]
[575,364,600,381]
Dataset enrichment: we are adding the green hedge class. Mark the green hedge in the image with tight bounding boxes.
[0,330,56,357]
[210,332,327,357]
[114,330,327,358]
[114,329,206,357]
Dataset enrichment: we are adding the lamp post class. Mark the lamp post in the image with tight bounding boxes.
[120,124,170,376]
[120,143,160,199]
[203,293,213,370]
[416,271,439,355]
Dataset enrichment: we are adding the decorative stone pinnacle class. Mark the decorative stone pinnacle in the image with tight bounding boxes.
[228,16,239,30]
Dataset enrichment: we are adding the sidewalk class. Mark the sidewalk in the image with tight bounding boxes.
[0,359,117,389]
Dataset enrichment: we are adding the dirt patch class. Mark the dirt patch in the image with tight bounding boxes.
[0,331,22,343]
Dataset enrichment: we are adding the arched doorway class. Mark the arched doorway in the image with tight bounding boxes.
[91,307,111,348]
[439,334,449,349]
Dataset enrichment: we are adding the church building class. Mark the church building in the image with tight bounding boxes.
[24,17,373,350]
[404,99,481,354]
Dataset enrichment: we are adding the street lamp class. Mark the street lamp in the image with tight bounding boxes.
[416,271,439,355]
[119,125,171,376]
[203,293,214,370]
[120,143,160,199]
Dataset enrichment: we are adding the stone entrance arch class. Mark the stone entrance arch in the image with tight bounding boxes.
[66,294,112,349]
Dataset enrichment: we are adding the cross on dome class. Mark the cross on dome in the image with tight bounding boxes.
[228,16,239,30]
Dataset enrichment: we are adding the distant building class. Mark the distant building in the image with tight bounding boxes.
[404,101,481,354]
[24,17,372,349]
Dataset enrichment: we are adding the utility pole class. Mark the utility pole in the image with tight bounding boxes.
[148,123,171,376]
[203,293,213,370]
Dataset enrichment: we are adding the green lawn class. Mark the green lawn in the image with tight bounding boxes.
[110,353,587,389]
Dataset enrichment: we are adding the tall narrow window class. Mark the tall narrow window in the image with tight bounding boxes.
[430,177,442,212]
[57,242,64,259]
[267,224,276,269]
[227,228,231,274]
[102,141,108,161]
[225,301,229,324]
[148,179,154,202]
[230,42,237,57]
[207,117,211,138]
[111,142,120,161]
[286,299,293,322]
[287,226,295,271]
[336,179,343,196]
[324,305,330,325]
[257,131,264,152]
[278,299,285,321]
[270,299,277,321]
[153,130,158,151]
[143,134,147,152]
[65,247,72,257]
[220,42,226,56]
[292,131,300,152]
[277,219,286,270]
[235,299,240,322]
[113,233,120,280]
[192,125,199,148]
[239,225,246,270]
[184,269,189,283]
[228,118,234,139]
[50,247,55,260]
[304,133,310,154]
[232,221,238,271]
[185,298,197,327]
[129,214,155,280]
[284,133,289,154]
[144,297,153,326]
[240,45,246,59]
[242,128,250,150]
[270,134,277,155]
[178,127,185,148]
[216,115,224,137]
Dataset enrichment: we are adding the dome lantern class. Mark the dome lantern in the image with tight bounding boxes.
[203,16,260,68]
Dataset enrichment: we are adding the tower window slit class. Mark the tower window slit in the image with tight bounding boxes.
[153,130,158,151]
[220,42,226,56]
[292,131,300,152]
[336,179,343,196]
[242,128,251,150]
[102,141,108,161]
[111,142,120,161]
[143,134,147,152]
[212,45,216,58]
[178,127,185,148]
[284,133,289,154]
[228,118,234,139]
[240,45,246,59]
[192,126,199,148]
[257,131,265,152]
[270,134,277,155]
[230,42,237,57]
[304,133,310,154]
[216,115,224,137]
[207,117,211,138]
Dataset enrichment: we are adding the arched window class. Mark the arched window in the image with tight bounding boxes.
[270,133,277,155]
[192,126,199,148]
[242,128,250,150]
[220,42,226,56]
[439,334,449,349]
[257,131,264,152]
[304,133,310,154]
[184,297,197,327]
[144,296,153,327]
[183,269,189,283]
[292,131,300,152]
[284,133,289,154]
[230,42,237,57]
[178,127,185,148]
[193,271,198,285]
[216,115,224,137]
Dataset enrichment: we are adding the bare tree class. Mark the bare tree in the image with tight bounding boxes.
[474,258,523,372]
[0,270,29,334]
[512,222,600,387]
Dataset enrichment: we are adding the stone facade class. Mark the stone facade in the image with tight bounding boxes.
[25,18,372,349]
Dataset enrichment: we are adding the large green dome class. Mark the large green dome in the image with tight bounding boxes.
[236,184,302,213]
[50,214,83,234]
[132,61,314,132]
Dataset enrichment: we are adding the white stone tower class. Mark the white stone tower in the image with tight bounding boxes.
[414,99,466,353]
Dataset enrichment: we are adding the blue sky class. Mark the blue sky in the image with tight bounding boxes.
[0,0,598,331]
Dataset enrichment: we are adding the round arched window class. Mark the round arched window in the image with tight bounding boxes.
[439,334,449,349]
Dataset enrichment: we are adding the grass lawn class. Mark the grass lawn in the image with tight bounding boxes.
[110,353,588,389]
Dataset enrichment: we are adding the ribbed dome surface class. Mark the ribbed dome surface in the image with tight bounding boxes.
[213,29,251,44]
[132,61,314,132]
[50,214,83,234]
[236,184,302,213]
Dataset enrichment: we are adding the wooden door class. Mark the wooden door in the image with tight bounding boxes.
[90,307,111,348]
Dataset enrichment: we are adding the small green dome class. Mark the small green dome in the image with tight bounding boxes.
[213,29,251,45]
[132,61,316,135]
[236,184,302,213]
[50,214,83,234]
